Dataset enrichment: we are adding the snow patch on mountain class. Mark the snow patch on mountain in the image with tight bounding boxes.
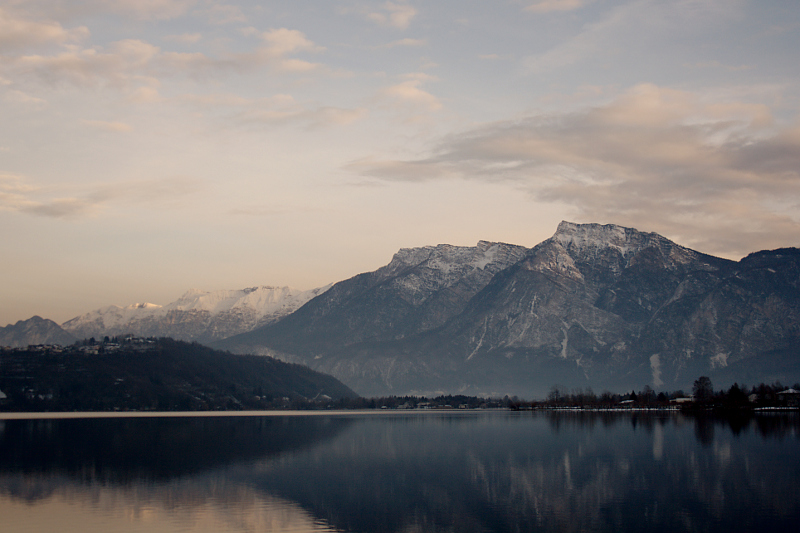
[471,241,501,270]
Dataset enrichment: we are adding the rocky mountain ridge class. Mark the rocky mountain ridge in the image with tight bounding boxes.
[219,222,800,397]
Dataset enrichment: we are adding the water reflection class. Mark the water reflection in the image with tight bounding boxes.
[0,415,353,482]
[1,411,798,533]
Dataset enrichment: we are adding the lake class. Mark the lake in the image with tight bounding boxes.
[1,410,798,532]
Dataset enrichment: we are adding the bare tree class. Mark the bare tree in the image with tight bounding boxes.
[693,376,713,401]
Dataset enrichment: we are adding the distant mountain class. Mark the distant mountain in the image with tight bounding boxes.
[0,316,76,348]
[62,285,331,344]
[218,222,800,398]
[0,338,358,412]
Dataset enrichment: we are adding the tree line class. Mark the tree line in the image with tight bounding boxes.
[536,377,799,410]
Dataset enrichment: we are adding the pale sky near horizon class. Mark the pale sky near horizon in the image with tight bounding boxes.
[2,0,800,325]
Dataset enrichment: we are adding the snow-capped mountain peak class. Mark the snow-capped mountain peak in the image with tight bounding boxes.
[61,285,331,343]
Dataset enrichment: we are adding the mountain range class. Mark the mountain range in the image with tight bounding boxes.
[58,285,331,344]
[217,222,800,397]
[4,222,799,399]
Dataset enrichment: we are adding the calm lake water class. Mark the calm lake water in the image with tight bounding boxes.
[0,410,798,532]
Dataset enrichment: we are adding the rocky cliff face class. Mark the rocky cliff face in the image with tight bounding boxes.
[0,316,76,347]
[61,285,331,344]
[220,223,800,398]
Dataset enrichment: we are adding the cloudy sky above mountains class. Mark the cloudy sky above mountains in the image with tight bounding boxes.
[2,0,799,324]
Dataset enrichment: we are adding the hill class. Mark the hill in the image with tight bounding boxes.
[0,338,357,411]
[0,316,76,348]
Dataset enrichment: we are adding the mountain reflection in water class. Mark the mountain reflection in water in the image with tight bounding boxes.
[0,411,798,533]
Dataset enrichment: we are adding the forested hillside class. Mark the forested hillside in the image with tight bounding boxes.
[0,338,357,411]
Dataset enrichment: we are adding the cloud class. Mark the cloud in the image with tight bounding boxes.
[0,174,200,219]
[240,105,368,128]
[0,173,95,218]
[93,0,198,20]
[182,91,367,128]
[349,83,800,257]
[367,2,417,30]
[0,7,89,51]
[525,0,590,14]
[128,85,163,103]
[345,157,451,182]
[228,28,326,73]
[0,173,37,196]
[382,38,427,48]
[260,28,325,56]
[11,39,166,88]
[4,28,327,90]
[1,87,47,106]
[82,119,132,132]
[378,74,441,113]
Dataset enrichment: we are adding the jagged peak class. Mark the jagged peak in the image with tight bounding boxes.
[390,240,524,269]
[552,221,671,256]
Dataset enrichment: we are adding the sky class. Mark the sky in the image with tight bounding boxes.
[2,0,800,326]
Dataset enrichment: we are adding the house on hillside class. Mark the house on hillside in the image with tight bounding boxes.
[670,397,694,404]
[777,388,800,407]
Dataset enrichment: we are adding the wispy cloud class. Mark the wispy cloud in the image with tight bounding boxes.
[349,83,800,256]
[256,27,325,72]
[93,0,198,21]
[0,174,200,219]
[0,6,89,51]
[182,91,367,128]
[1,86,47,106]
[239,105,368,128]
[4,27,328,91]
[367,1,418,30]
[381,38,427,49]
[163,32,202,44]
[377,73,441,115]
[524,0,591,14]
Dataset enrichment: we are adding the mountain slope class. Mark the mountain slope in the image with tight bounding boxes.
[0,316,77,348]
[220,222,800,397]
[218,240,529,355]
[62,285,331,344]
